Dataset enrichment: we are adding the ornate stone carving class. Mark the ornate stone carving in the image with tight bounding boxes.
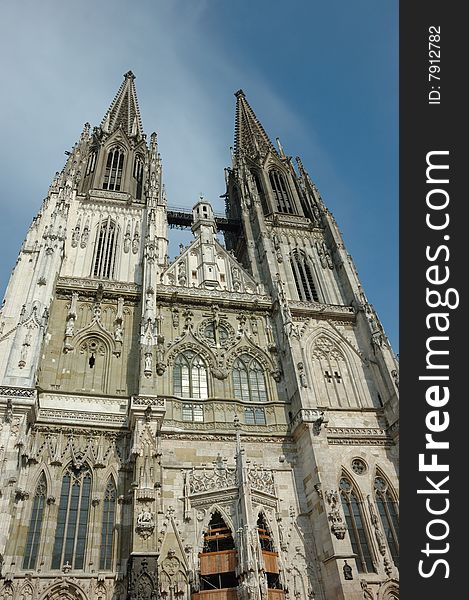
[136,509,155,539]
[324,490,347,539]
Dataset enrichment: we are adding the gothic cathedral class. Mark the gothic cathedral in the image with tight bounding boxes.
[0,73,399,600]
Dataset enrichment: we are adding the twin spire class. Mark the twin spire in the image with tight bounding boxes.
[100,73,277,159]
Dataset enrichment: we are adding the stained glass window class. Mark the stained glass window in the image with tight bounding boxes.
[233,355,267,402]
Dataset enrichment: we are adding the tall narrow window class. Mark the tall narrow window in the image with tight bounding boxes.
[133,154,144,200]
[339,477,375,573]
[257,514,283,592]
[173,351,208,399]
[103,147,124,191]
[375,476,399,567]
[100,478,116,570]
[52,464,92,570]
[232,354,267,402]
[85,151,97,176]
[93,218,117,279]
[251,170,268,214]
[269,170,294,214]
[23,474,47,570]
[291,251,319,302]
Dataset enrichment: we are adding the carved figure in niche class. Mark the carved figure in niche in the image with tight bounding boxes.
[124,232,131,253]
[65,316,75,337]
[232,266,241,291]
[132,233,140,254]
[71,224,80,247]
[138,509,154,525]
[80,224,89,248]
[367,495,386,555]
[343,560,353,580]
[144,352,153,376]
[114,323,123,342]
[298,362,308,387]
[178,261,187,286]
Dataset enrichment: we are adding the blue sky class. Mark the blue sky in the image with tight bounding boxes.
[0,0,398,351]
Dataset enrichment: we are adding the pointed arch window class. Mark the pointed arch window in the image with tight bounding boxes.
[291,251,320,302]
[100,478,117,570]
[232,354,267,402]
[199,512,238,593]
[251,170,268,214]
[375,476,399,567]
[93,218,117,279]
[257,514,283,591]
[103,146,125,191]
[51,464,92,570]
[133,154,144,200]
[85,150,97,176]
[339,477,375,573]
[269,169,294,214]
[23,474,47,570]
[173,351,208,399]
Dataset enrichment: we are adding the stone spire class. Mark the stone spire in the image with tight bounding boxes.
[234,89,277,160]
[100,70,144,138]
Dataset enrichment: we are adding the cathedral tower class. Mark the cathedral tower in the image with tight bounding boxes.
[0,74,399,600]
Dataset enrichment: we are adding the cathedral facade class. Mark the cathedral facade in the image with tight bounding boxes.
[0,73,399,600]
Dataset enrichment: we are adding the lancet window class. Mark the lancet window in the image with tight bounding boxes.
[100,478,117,570]
[339,476,375,573]
[269,169,294,214]
[133,154,144,200]
[103,146,124,191]
[22,473,47,570]
[93,218,117,279]
[290,251,320,302]
[51,464,92,570]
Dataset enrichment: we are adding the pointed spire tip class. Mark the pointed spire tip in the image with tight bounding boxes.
[234,89,245,98]
[124,70,135,80]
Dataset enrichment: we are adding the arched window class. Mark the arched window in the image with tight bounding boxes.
[257,514,283,591]
[173,351,208,399]
[269,169,294,214]
[375,475,399,567]
[100,478,117,570]
[93,218,117,279]
[23,473,47,570]
[52,464,92,570]
[85,150,97,176]
[232,354,267,402]
[133,154,144,200]
[291,251,319,302]
[251,170,268,214]
[199,512,238,593]
[339,476,375,573]
[103,146,125,191]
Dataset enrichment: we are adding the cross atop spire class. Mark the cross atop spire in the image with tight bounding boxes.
[101,71,144,138]
[234,89,277,160]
